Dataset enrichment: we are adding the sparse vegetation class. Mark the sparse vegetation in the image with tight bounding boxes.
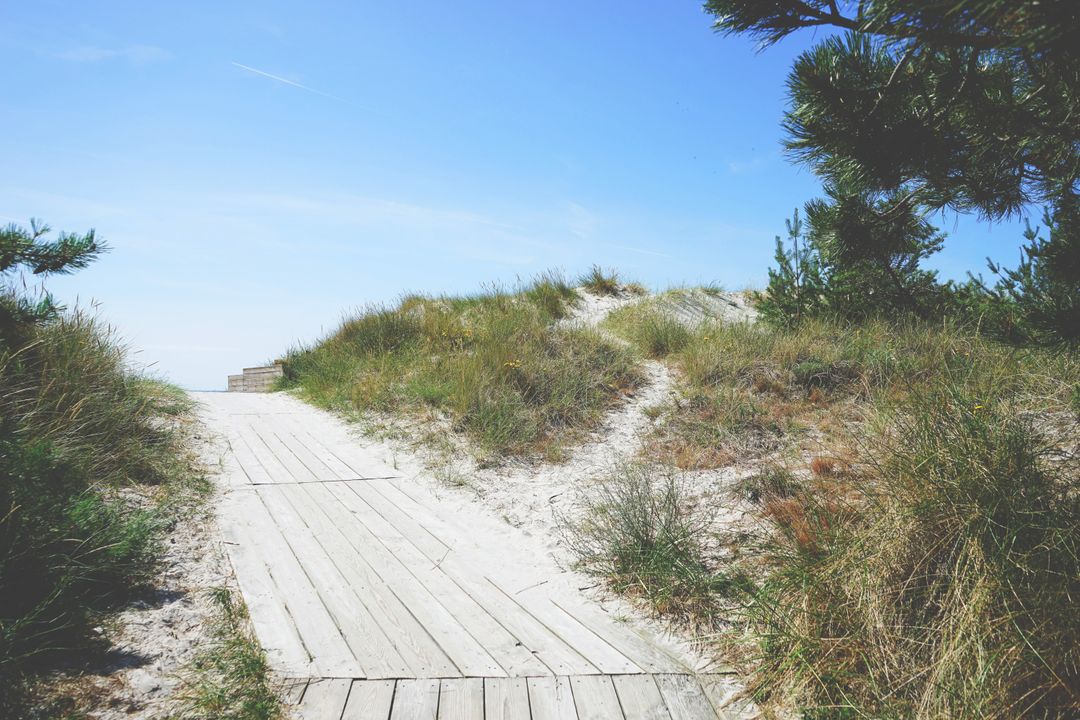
[171,587,282,720]
[564,463,748,628]
[279,272,642,459]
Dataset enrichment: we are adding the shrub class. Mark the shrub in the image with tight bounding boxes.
[0,311,197,715]
[750,376,1080,718]
[564,463,748,625]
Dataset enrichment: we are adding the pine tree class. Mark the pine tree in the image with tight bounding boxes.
[1,219,104,345]
[758,208,826,326]
[705,0,1080,338]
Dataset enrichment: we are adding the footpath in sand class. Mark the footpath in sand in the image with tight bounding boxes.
[195,389,746,719]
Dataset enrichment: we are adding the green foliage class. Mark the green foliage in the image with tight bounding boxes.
[280,274,641,458]
[1,219,104,345]
[758,202,947,324]
[705,0,1080,344]
[757,209,825,326]
[0,221,197,716]
[984,205,1080,347]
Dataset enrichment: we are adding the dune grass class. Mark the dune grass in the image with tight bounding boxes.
[590,298,1080,716]
[578,265,623,296]
[750,370,1080,718]
[279,273,642,459]
[563,462,750,629]
[0,310,205,717]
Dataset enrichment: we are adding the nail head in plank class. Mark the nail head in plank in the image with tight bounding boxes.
[528,676,578,720]
[390,679,441,720]
[437,678,484,720]
[484,677,531,720]
[342,680,396,720]
[570,676,624,720]
[296,678,352,720]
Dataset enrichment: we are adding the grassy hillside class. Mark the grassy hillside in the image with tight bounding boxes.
[581,298,1080,718]
[278,273,641,459]
[0,310,209,716]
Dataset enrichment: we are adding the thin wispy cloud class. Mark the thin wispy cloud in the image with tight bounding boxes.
[231,62,355,105]
[55,45,171,64]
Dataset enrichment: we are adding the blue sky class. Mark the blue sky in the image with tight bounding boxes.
[2,1,1029,389]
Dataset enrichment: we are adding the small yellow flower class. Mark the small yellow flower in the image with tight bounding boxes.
[973,404,984,413]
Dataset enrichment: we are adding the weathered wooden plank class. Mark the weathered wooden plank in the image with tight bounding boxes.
[546,599,689,675]
[569,676,624,720]
[317,483,547,676]
[234,421,296,483]
[390,679,440,720]
[273,415,358,480]
[279,414,399,479]
[654,676,716,720]
[288,483,460,678]
[237,488,363,677]
[490,580,641,675]
[331,480,596,676]
[258,484,409,677]
[316,482,503,677]
[367,479,672,675]
[243,418,320,483]
[342,680,396,720]
[437,678,484,720]
[528,676,579,720]
[697,676,753,720]
[224,429,273,484]
[296,678,352,720]
[612,675,670,720]
[484,677,531,720]
[253,415,340,482]
[217,492,312,675]
[281,678,309,706]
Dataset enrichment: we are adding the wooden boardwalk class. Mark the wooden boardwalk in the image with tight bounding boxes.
[194,392,741,719]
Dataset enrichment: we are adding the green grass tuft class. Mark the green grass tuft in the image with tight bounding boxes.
[563,463,749,627]
[579,265,622,296]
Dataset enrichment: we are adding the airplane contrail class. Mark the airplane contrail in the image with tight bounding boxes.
[231,62,354,105]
